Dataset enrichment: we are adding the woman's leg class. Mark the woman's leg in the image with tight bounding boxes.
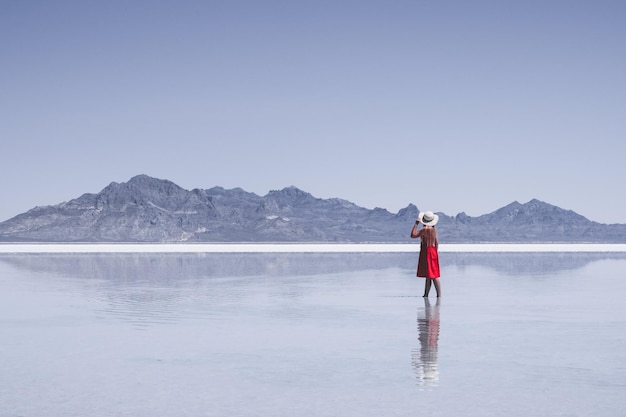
[423,279,432,297]
[432,278,441,297]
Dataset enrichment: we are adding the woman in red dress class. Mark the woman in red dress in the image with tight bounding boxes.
[410,211,441,297]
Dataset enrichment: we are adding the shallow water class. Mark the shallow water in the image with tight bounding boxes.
[1,252,625,417]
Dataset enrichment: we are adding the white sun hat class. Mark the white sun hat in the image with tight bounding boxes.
[418,211,439,226]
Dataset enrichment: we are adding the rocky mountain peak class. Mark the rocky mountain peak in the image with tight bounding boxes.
[396,204,419,220]
[0,175,624,242]
[266,186,316,206]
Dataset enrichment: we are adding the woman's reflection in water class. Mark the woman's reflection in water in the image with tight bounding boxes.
[412,297,441,387]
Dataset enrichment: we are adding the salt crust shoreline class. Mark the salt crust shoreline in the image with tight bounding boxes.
[1,243,626,253]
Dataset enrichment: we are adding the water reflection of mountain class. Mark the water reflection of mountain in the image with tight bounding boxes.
[441,252,626,275]
[1,251,625,280]
[0,253,414,281]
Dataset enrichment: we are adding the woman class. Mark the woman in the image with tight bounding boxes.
[411,211,441,297]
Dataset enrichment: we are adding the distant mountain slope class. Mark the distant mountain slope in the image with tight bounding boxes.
[1,175,625,242]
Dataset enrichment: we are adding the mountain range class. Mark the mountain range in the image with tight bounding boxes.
[1,174,625,243]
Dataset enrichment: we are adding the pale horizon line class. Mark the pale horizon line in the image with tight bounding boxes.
[1,243,626,254]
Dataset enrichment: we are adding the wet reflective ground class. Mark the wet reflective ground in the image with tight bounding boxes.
[1,252,625,416]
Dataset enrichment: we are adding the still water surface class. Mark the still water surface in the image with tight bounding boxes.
[1,252,625,416]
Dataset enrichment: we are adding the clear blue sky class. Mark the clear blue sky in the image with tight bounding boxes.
[2,1,625,224]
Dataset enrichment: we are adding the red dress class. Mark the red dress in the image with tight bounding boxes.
[412,226,440,278]
[417,243,440,278]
